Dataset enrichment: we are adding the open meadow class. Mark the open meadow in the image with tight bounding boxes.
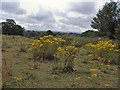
[2,35,119,88]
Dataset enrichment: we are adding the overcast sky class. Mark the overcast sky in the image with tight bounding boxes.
[0,0,118,33]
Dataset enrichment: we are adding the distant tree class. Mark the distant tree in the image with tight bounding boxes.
[46,30,54,36]
[91,1,120,38]
[13,25,25,35]
[80,30,99,37]
[23,30,46,38]
[2,19,25,35]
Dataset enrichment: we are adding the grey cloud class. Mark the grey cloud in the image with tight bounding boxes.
[30,7,55,23]
[23,23,42,31]
[54,2,96,29]
[69,2,97,15]
[18,6,57,30]
[1,2,26,15]
[23,22,57,31]
[1,11,26,22]
[60,16,93,28]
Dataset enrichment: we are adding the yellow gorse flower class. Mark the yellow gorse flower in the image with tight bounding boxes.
[57,47,64,52]
[57,45,77,56]
[98,37,102,40]
[88,54,92,57]
[98,57,101,60]
[75,77,81,80]
[104,84,110,87]
[28,35,66,51]
[107,65,110,67]
[14,77,22,81]
[90,68,96,71]
[91,73,97,77]
[85,40,118,52]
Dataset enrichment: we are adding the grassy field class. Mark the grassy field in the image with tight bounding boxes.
[2,35,119,88]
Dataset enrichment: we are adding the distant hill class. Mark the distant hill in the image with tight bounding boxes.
[80,30,99,37]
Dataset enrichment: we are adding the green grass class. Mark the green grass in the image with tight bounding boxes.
[2,35,118,88]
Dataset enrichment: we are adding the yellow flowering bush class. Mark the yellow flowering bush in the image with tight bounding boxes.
[85,40,119,64]
[28,35,65,60]
[55,45,77,72]
[85,40,118,52]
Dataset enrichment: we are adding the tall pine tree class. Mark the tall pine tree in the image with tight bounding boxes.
[91,1,120,38]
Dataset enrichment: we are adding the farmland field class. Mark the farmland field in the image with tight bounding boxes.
[2,35,119,88]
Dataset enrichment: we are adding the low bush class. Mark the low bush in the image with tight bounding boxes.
[28,35,65,60]
[54,45,78,72]
[85,39,119,64]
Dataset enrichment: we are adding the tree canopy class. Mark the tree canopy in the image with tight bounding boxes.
[91,1,120,38]
[2,19,25,35]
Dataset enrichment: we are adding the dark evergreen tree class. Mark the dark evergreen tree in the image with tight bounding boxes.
[46,30,54,36]
[91,1,120,37]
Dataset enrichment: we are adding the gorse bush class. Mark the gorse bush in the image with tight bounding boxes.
[55,45,77,72]
[85,39,119,64]
[28,35,65,60]
[28,35,78,72]
[85,40,118,52]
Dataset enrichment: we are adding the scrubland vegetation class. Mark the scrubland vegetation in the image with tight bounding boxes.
[2,34,119,88]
